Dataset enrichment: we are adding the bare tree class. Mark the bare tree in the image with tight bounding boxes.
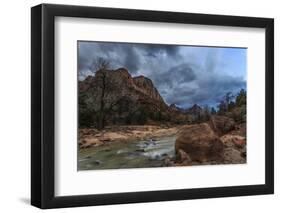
[88,57,125,129]
[88,58,111,129]
[90,57,110,73]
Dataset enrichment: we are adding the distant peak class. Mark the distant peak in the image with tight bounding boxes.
[186,104,203,114]
[170,103,183,110]
[191,104,201,108]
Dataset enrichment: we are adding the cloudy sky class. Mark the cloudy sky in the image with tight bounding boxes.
[78,41,246,108]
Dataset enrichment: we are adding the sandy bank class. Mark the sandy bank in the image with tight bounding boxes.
[79,125,180,149]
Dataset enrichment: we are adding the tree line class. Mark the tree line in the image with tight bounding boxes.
[191,89,247,123]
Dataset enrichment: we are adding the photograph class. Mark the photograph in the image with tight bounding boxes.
[77,41,247,170]
[29,3,274,209]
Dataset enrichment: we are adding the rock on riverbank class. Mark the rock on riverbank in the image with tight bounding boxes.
[164,120,246,166]
[175,123,224,163]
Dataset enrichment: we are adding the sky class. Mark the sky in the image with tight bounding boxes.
[78,41,246,108]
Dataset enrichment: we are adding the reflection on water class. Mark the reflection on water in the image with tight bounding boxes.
[78,136,176,170]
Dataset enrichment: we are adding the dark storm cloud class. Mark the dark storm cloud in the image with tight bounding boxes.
[122,46,141,71]
[204,49,219,73]
[151,63,196,89]
[166,75,246,108]
[78,42,180,76]
[78,41,246,108]
[140,43,180,58]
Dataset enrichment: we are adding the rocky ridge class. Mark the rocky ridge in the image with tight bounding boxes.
[79,68,192,127]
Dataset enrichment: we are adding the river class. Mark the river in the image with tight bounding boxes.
[78,135,176,170]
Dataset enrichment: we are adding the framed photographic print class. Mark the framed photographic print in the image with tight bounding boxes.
[31,3,274,209]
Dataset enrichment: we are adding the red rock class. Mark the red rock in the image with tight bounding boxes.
[175,123,224,163]
[234,138,246,148]
[209,115,235,136]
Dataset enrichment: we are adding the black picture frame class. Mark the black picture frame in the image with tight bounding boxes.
[31,3,274,209]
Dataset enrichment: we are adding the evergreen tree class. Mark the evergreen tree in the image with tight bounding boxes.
[236,89,246,106]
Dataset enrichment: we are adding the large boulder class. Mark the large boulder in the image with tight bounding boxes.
[209,115,235,136]
[175,123,224,163]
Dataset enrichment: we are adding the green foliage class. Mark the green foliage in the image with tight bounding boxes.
[155,111,162,121]
[135,107,148,124]
[224,92,234,104]
[236,89,246,106]
[192,105,211,123]
[123,106,149,125]
[217,89,247,123]
[79,110,93,127]
[227,105,246,123]
[79,92,94,127]
[138,113,148,124]
[228,101,236,111]
[217,100,227,115]
[217,89,246,116]
[211,107,216,115]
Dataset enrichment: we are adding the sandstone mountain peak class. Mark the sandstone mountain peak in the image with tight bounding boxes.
[187,104,203,114]
[132,75,164,103]
[169,103,183,112]
[114,67,130,75]
[79,68,185,128]
[80,68,164,103]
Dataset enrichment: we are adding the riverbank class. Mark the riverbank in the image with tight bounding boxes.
[79,125,181,149]
[78,121,246,170]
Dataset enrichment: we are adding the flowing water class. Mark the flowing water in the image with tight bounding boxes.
[78,135,176,170]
